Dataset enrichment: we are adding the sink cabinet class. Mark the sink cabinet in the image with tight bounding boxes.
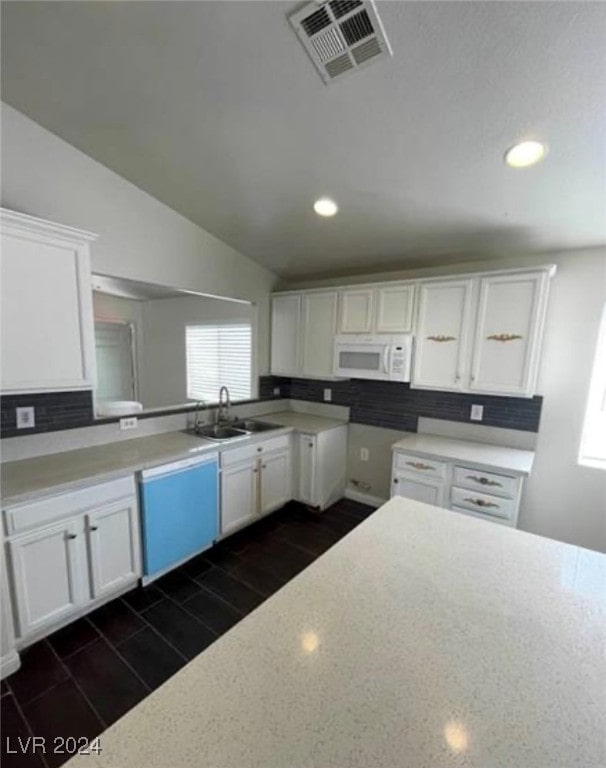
[220,434,292,536]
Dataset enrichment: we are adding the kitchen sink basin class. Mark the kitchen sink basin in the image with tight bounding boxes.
[188,425,249,442]
[185,419,280,442]
[231,419,279,433]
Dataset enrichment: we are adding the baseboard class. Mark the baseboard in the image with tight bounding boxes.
[344,488,388,508]
[1,650,20,680]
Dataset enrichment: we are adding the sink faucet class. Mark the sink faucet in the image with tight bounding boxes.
[217,386,231,425]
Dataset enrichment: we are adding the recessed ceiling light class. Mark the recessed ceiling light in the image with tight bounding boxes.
[313,198,338,217]
[504,140,547,168]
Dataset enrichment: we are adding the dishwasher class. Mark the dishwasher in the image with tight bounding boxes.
[139,453,218,584]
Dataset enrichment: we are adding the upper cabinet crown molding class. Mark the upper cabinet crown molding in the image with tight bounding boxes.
[1,208,98,245]
[1,207,98,394]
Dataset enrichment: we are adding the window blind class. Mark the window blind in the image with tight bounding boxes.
[186,323,252,403]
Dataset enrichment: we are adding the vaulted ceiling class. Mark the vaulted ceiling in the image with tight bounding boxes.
[2,1,605,279]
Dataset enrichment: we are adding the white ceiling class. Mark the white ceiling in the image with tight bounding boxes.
[2,1,605,280]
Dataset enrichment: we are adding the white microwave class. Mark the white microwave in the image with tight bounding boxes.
[333,334,413,382]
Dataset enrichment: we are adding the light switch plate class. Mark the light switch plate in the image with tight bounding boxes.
[360,447,369,462]
[323,388,332,402]
[16,406,35,429]
[273,387,280,396]
[470,404,484,421]
[120,417,138,431]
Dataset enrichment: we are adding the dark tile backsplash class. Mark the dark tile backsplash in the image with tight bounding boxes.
[260,376,543,433]
[1,391,95,438]
[1,377,542,439]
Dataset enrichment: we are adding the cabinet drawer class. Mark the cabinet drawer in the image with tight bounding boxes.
[451,505,511,527]
[394,452,447,479]
[4,475,136,535]
[453,466,518,498]
[221,435,290,468]
[451,486,514,521]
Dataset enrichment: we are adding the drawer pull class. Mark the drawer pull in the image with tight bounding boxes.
[466,475,502,488]
[427,335,456,342]
[464,497,499,509]
[393,478,399,484]
[406,461,434,471]
[89,526,99,532]
[487,333,523,342]
[257,447,263,452]
[66,533,77,540]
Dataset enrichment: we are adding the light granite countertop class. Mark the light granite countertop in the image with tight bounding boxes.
[0,411,347,507]
[65,498,606,768]
[392,433,535,476]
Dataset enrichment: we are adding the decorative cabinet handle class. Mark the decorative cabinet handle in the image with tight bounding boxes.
[308,443,314,448]
[66,533,77,540]
[487,334,523,342]
[427,335,456,342]
[253,468,259,473]
[257,447,263,452]
[89,526,99,532]
[262,465,267,470]
[393,478,399,484]
[406,461,434,471]
[466,475,502,488]
[464,497,499,509]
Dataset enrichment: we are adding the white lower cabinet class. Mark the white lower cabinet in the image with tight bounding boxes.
[295,426,348,510]
[220,462,258,535]
[392,474,445,507]
[220,435,292,535]
[8,518,86,639]
[87,500,141,600]
[391,446,524,527]
[3,476,140,645]
[260,452,291,515]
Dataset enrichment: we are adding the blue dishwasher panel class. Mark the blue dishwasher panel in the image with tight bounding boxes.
[140,456,218,578]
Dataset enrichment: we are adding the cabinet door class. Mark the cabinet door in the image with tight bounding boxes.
[297,434,317,506]
[301,292,338,377]
[375,283,415,333]
[391,475,446,507]
[87,499,141,600]
[339,288,374,333]
[412,280,474,391]
[8,518,86,638]
[0,212,96,393]
[271,294,301,375]
[260,451,291,515]
[221,462,258,535]
[470,272,550,396]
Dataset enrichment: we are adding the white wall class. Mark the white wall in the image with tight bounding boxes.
[0,103,278,374]
[285,249,606,553]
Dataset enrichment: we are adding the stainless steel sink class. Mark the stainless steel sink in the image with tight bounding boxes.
[231,419,279,433]
[188,425,248,442]
[185,419,280,442]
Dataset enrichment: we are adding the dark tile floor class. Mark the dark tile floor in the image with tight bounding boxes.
[1,499,374,768]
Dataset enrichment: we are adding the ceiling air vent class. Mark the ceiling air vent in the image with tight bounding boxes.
[289,0,392,84]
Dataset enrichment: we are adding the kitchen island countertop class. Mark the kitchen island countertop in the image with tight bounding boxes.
[65,497,606,768]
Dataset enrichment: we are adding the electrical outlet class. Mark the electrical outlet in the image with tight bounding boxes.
[119,416,138,431]
[323,388,332,402]
[16,407,35,429]
[360,447,369,462]
[273,387,280,396]
[470,404,484,421]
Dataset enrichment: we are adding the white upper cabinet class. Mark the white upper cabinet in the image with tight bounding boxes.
[412,280,474,391]
[0,208,97,393]
[375,283,415,333]
[270,294,301,376]
[338,282,415,334]
[339,288,374,333]
[300,291,338,378]
[469,272,550,396]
